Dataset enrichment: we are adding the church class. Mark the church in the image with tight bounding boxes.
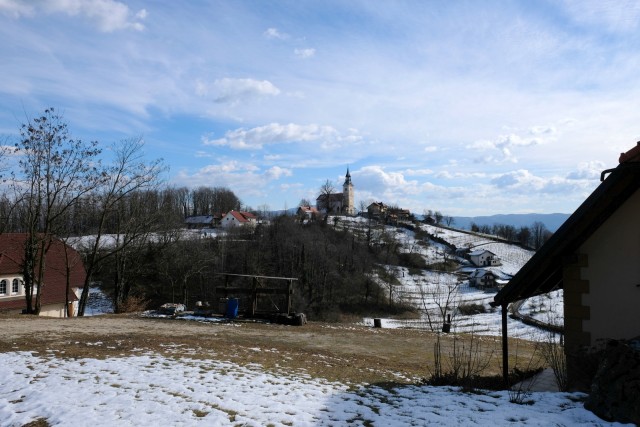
[315,168,355,216]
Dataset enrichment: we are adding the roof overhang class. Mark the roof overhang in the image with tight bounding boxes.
[492,161,640,307]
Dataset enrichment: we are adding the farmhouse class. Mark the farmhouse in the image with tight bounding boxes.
[468,249,501,267]
[493,142,640,387]
[0,234,86,317]
[366,202,411,223]
[220,210,257,228]
[367,202,386,219]
[296,206,319,222]
[468,269,497,289]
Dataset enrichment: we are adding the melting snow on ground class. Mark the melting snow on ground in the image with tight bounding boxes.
[0,351,625,426]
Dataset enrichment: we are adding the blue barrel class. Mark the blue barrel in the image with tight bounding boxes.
[225,298,239,319]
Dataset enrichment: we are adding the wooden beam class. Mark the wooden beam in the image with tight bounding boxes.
[215,287,290,295]
[214,273,298,281]
[502,303,509,388]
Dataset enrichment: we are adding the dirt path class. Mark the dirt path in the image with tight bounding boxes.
[0,314,536,385]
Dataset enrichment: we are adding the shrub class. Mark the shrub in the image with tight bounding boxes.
[117,294,149,313]
[398,252,427,269]
[457,303,487,316]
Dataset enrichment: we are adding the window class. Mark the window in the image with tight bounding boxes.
[12,279,19,294]
[0,280,6,295]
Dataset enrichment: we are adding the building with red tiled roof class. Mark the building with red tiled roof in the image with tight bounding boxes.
[296,206,319,222]
[0,234,86,317]
[220,210,258,228]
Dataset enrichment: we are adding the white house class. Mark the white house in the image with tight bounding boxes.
[220,211,257,228]
[469,249,501,267]
[469,269,497,289]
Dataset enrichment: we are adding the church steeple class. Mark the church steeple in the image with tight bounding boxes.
[344,167,352,186]
[342,167,355,215]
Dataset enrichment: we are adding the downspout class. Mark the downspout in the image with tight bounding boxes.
[501,303,509,388]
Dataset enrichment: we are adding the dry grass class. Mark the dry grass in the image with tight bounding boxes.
[0,314,542,386]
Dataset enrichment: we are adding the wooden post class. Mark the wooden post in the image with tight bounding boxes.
[501,303,509,387]
[251,276,258,316]
[286,279,292,315]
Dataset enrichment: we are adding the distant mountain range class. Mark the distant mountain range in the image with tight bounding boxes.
[451,213,570,232]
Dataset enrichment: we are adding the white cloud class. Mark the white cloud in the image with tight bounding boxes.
[174,160,293,202]
[202,123,352,150]
[356,166,422,197]
[0,0,146,32]
[264,166,292,180]
[529,125,557,136]
[197,78,280,105]
[490,168,598,195]
[404,168,433,176]
[468,126,556,164]
[436,171,487,180]
[264,27,289,40]
[491,169,543,189]
[566,161,606,180]
[294,48,316,58]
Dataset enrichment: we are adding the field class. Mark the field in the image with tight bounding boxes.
[0,314,535,385]
[0,315,616,426]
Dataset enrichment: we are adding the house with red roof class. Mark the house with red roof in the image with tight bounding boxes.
[296,206,319,222]
[0,234,86,317]
[220,210,257,228]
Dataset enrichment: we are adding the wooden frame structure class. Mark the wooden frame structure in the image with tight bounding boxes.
[215,273,298,317]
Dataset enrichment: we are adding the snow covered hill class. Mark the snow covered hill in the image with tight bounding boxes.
[336,217,562,340]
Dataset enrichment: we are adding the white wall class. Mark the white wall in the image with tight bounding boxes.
[581,188,640,345]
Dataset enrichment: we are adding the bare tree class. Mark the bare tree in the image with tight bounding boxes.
[257,203,270,219]
[298,198,311,207]
[13,108,103,314]
[531,221,550,250]
[317,179,335,212]
[77,138,165,315]
[418,273,461,332]
[517,226,531,247]
[158,240,211,306]
[359,200,370,213]
[0,135,10,176]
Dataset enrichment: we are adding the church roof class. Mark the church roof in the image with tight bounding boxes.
[316,193,344,202]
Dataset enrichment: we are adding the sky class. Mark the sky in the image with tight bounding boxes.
[1,0,640,216]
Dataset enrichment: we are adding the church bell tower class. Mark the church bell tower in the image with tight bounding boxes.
[343,168,355,215]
